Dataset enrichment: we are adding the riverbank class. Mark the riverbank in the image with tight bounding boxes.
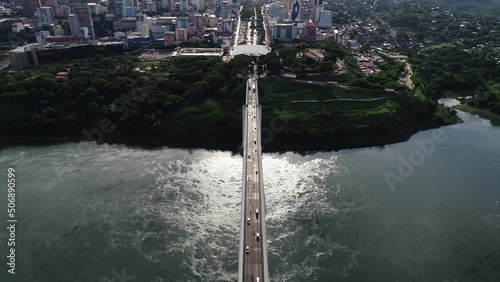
[0,102,460,152]
[0,126,445,152]
[0,58,460,152]
[453,104,500,125]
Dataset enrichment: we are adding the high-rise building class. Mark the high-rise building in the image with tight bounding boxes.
[291,0,301,20]
[36,7,54,27]
[177,17,188,28]
[21,0,41,17]
[73,6,95,40]
[193,13,205,27]
[221,0,230,19]
[317,10,331,28]
[145,1,156,12]
[161,0,171,11]
[126,6,135,17]
[215,0,221,16]
[312,0,323,22]
[208,14,217,27]
[180,0,187,12]
[175,28,188,41]
[272,20,297,42]
[68,14,80,37]
[125,0,136,16]
[301,21,317,41]
[115,0,126,19]
[221,19,232,33]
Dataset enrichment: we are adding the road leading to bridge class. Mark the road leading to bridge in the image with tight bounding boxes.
[238,68,269,282]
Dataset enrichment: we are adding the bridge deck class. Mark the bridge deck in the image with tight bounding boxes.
[238,72,269,282]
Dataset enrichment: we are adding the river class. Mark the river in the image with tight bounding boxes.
[0,99,499,282]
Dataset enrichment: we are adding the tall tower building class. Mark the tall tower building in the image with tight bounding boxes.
[125,0,136,17]
[180,0,187,13]
[215,0,221,16]
[312,0,323,22]
[161,0,171,11]
[68,13,80,37]
[73,6,95,40]
[115,0,126,19]
[36,7,55,27]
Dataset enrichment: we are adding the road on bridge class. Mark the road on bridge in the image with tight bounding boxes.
[239,67,267,282]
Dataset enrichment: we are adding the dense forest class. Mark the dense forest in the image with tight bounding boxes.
[409,46,500,116]
[0,55,252,148]
[0,53,459,151]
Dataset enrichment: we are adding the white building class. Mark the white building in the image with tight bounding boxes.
[78,26,89,39]
[11,22,23,33]
[140,23,149,37]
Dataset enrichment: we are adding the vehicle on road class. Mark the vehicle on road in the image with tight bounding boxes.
[256,209,259,218]
[246,246,250,254]
[256,232,260,241]
[247,217,250,225]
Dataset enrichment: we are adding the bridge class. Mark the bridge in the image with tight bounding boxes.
[238,64,269,282]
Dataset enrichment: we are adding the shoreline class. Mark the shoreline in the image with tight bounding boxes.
[0,123,452,153]
[453,104,500,125]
